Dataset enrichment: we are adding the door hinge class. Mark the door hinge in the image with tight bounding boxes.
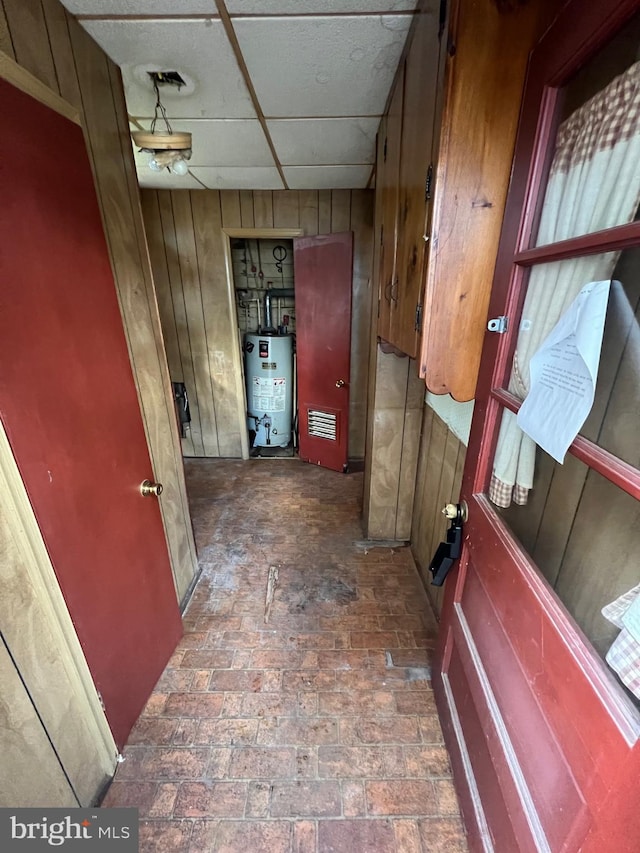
[380,223,384,248]
[383,136,388,163]
[425,164,433,202]
[487,315,508,333]
[415,303,423,331]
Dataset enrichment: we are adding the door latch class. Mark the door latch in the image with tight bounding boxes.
[429,502,467,587]
[487,315,508,333]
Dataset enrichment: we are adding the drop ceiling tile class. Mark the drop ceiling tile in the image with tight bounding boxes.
[131,120,275,167]
[227,1,416,12]
[60,1,216,14]
[283,165,372,189]
[267,117,378,165]
[79,19,255,118]
[189,166,285,190]
[234,15,412,117]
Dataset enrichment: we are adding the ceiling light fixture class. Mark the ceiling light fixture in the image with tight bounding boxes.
[132,71,192,176]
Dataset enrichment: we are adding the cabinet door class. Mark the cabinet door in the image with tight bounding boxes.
[420,0,549,400]
[377,64,404,344]
[392,6,443,358]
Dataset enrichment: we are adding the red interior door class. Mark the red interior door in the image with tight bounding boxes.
[434,3,640,850]
[0,79,182,748]
[294,233,353,472]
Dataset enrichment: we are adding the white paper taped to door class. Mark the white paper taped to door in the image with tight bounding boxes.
[252,376,287,412]
[517,279,612,463]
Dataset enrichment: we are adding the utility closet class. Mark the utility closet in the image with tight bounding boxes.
[231,238,296,457]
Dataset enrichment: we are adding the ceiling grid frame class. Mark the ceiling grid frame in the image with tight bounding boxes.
[61,0,429,190]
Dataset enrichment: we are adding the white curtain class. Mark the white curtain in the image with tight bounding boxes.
[490,60,640,508]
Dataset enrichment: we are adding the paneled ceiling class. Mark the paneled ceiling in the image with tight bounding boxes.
[59,0,423,190]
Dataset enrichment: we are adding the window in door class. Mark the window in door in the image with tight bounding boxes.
[488,14,640,709]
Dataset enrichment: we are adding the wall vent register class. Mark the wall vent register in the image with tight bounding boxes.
[308,410,337,441]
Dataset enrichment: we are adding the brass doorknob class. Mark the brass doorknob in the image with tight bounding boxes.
[140,479,163,497]
[335,379,347,388]
[442,501,468,522]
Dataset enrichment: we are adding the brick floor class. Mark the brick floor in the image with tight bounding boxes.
[103,459,468,852]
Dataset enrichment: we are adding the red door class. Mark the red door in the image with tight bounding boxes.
[434,3,640,850]
[294,233,353,472]
[0,79,182,748]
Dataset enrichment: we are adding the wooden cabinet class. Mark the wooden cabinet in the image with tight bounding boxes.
[376,66,404,345]
[393,6,443,358]
[374,0,556,399]
[375,3,443,360]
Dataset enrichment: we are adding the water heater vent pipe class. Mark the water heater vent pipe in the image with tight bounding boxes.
[264,287,294,331]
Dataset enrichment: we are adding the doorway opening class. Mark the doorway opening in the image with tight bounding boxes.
[231,237,298,459]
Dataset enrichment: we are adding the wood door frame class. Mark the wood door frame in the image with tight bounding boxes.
[221,227,303,461]
[0,51,80,126]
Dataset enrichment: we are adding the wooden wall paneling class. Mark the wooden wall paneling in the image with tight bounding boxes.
[107,59,198,599]
[555,471,640,658]
[69,18,197,596]
[432,428,463,549]
[253,190,274,228]
[415,413,448,599]
[299,190,319,236]
[411,406,439,588]
[427,426,462,616]
[331,189,351,233]
[192,190,245,458]
[40,0,81,108]
[590,268,640,462]
[429,425,468,614]
[143,189,374,462]
[171,191,221,457]
[395,362,425,538]
[420,0,550,401]
[2,0,58,92]
[318,189,332,234]
[0,46,79,125]
[273,191,300,228]
[365,352,410,539]
[411,404,435,569]
[528,455,588,587]
[348,189,374,459]
[0,641,76,807]
[364,120,386,504]
[378,70,405,344]
[0,3,15,58]
[0,420,116,806]
[501,450,556,561]
[157,192,203,457]
[452,434,466,506]
[363,166,385,526]
[140,192,184,383]
[240,190,255,227]
[393,7,441,358]
[436,431,467,616]
[221,190,242,228]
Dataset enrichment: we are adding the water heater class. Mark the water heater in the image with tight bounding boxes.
[244,333,293,447]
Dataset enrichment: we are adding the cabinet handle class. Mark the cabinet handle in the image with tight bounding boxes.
[384,280,393,303]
